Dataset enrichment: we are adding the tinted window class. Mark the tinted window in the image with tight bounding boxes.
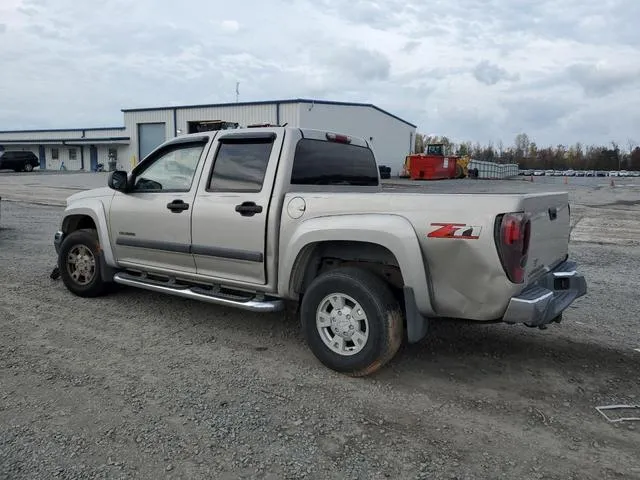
[291,139,379,186]
[133,142,205,192]
[207,139,274,192]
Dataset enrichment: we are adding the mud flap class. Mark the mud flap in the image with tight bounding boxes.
[403,286,429,343]
[50,266,60,280]
[99,254,118,283]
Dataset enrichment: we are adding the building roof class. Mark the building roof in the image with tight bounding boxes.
[0,126,125,134]
[121,98,417,128]
[0,137,129,144]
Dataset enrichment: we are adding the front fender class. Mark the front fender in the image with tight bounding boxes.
[61,200,116,267]
[278,214,435,317]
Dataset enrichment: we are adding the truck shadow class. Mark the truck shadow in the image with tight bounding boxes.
[106,286,638,404]
[380,320,639,407]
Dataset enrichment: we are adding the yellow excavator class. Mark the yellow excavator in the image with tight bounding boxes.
[456,155,471,178]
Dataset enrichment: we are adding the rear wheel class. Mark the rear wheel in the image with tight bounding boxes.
[24,163,34,172]
[300,267,404,376]
[58,229,110,297]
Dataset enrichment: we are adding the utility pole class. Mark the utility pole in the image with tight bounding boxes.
[236,82,240,103]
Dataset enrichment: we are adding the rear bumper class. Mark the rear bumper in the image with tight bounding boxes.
[502,260,587,327]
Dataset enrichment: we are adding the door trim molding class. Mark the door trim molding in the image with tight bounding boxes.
[116,236,190,254]
[192,245,263,263]
[116,237,263,262]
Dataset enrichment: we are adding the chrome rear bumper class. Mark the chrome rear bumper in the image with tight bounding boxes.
[503,260,587,327]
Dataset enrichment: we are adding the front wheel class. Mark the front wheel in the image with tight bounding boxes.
[24,163,34,172]
[300,267,404,377]
[58,229,110,297]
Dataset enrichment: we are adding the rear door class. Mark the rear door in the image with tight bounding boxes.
[522,193,570,280]
[1,152,17,170]
[190,130,284,285]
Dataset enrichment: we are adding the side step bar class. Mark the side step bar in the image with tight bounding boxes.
[112,272,285,313]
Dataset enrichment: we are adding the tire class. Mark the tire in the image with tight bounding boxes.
[58,229,110,297]
[24,163,34,172]
[300,267,404,377]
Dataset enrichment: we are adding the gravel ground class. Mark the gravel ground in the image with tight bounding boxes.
[1,174,639,479]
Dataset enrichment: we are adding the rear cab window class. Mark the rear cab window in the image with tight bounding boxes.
[291,137,379,186]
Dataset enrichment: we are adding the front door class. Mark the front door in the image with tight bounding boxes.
[108,138,210,274]
[191,131,283,285]
[90,146,98,171]
[39,145,46,169]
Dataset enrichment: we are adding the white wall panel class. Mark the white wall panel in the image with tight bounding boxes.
[83,128,127,138]
[278,103,299,126]
[123,110,173,167]
[176,104,278,133]
[0,130,78,141]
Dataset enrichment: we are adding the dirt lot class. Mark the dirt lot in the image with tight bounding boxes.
[1,173,639,479]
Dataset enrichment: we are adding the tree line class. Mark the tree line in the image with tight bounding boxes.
[414,133,640,171]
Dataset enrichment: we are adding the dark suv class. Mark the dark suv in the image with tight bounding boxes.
[0,151,40,172]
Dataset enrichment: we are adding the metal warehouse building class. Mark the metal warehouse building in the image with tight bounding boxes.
[0,99,416,175]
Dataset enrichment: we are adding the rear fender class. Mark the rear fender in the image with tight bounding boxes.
[279,214,436,317]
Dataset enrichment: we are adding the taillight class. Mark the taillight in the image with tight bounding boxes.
[326,132,352,144]
[495,212,531,283]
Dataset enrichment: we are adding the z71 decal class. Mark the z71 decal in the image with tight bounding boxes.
[427,223,482,239]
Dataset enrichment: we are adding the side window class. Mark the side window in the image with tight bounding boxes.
[52,148,59,160]
[207,138,274,192]
[69,148,77,160]
[132,142,205,192]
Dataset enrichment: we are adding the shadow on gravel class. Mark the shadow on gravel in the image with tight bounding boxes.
[400,320,637,369]
[48,282,638,405]
[379,320,639,401]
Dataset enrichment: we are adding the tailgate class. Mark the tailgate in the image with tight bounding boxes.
[521,193,570,281]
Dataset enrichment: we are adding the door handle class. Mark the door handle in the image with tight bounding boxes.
[167,199,189,212]
[235,201,263,217]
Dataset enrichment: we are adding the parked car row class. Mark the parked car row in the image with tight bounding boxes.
[519,169,640,177]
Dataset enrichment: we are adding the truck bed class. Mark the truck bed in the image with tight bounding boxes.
[281,189,570,321]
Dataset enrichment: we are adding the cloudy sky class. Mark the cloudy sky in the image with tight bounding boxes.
[1,0,639,148]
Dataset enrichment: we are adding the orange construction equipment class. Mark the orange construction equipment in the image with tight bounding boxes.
[402,144,467,180]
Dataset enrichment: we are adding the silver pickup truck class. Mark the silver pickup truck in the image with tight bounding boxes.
[53,127,587,376]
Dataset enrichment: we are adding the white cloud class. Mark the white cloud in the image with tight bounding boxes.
[220,20,240,33]
[0,0,638,148]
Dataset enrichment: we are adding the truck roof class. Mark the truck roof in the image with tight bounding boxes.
[173,127,370,149]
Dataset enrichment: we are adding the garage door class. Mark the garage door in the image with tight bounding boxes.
[138,123,166,161]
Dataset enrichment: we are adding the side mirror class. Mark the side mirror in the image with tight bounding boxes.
[108,170,129,192]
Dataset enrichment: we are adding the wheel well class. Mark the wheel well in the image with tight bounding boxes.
[290,241,404,298]
[62,215,97,234]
